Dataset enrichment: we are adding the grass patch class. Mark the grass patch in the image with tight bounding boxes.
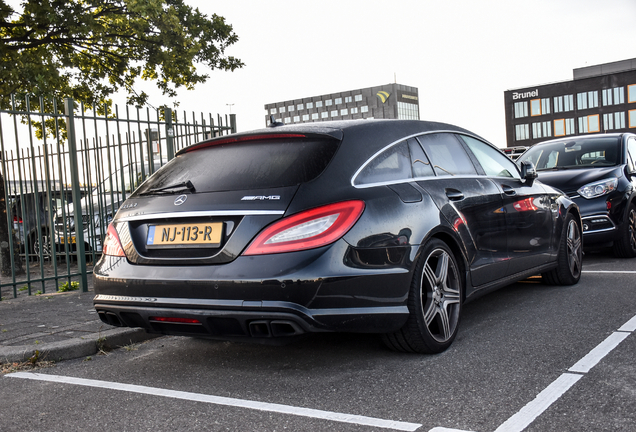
[57,281,80,292]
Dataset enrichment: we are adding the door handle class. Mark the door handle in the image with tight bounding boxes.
[501,185,517,196]
[445,189,464,201]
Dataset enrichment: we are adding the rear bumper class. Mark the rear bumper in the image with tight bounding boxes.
[94,296,409,342]
[92,241,414,341]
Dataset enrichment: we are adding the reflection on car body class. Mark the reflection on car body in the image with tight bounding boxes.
[93,120,582,354]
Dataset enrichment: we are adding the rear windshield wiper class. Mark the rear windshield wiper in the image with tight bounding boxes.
[139,180,196,196]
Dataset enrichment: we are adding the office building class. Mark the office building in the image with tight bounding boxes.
[504,58,636,147]
[264,83,419,126]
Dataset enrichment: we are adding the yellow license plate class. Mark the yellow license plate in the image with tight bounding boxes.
[147,222,223,247]
[60,236,76,244]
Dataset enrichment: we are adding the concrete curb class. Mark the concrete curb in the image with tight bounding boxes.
[0,328,161,364]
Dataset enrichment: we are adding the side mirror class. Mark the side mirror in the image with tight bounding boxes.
[520,161,538,186]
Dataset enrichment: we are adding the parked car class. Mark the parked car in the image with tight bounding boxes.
[93,120,582,354]
[503,146,527,160]
[9,190,75,259]
[53,160,163,256]
[517,133,636,257]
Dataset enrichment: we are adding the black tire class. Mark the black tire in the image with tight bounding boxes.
[542,213,582,285]
[613,203,636,258]
[382,239,462,354]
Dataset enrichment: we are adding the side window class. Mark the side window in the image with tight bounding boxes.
[417,133,477,177]
[407,138,434,178]
[460,135,521,179]
[355,141,412,186]
[627,138,636,172]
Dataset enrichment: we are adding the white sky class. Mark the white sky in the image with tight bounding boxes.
[128,0,636,147]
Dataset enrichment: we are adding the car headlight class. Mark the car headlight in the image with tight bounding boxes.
[577,178,618,199]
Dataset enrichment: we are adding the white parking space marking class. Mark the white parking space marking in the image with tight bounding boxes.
[5,372,422,431]
[581,270,636,273]
[492,373,583,432]
[429,313,636,432]
[568,332,631,374]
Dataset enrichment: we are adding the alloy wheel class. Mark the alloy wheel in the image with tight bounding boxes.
[421,248,461,343]
[566,219,582,279]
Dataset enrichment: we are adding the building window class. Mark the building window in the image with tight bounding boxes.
[306,102,313,109]
[335,97,342,105]
[351,107,359,114]
[340,108,348,116]
[355,94,362,102]
[345,96,352,103]
[311,113,318,120]
[530,98,550,116]
[325,99,333,106]
[316,101,323,108]
[515,124,529,141]
[302,114,309,121]
[604,112,625,130]
[532,121,551,139]
[629,85,636,103]
[577,91,598,110]
[288,105,294,112]
[293,115,300,123]
[630,110,636,128]
[279,107,285,113]
[321,111,328,119]
[554,118,575,136]
[361,106,369,113]
[270,108,277,114]
[297,103,304,110]
[579,114,600,133]
[514,101,528,118]
[330,110,338,117]
[284,117,291,124]
[602,87,625,106]
[554,94,574,113]
[398,102,419,120]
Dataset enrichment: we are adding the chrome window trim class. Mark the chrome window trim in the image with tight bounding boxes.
[117,210,285,222]
[351,130,497,188]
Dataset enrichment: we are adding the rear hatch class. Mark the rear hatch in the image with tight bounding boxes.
[112,132,342,265]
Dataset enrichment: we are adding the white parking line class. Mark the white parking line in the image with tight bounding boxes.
[569,332,630,374]
[5,372,422,431]
[581,270,636,273]
[492,373,583,432]
[429,313,636,432]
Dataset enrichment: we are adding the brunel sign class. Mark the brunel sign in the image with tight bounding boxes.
[512,89,539,100]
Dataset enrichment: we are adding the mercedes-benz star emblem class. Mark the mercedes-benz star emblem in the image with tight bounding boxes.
[174,195,188,206]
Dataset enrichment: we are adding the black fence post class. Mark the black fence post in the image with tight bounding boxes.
[64,98,88,292]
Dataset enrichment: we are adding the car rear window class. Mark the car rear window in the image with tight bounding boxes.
[134,137,340,194]
[519,137,621,170]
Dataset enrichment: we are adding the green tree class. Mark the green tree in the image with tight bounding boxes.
[0,0,243,276]
[0,0,243,108]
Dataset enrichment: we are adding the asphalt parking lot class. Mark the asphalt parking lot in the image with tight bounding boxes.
[2,252,635,432]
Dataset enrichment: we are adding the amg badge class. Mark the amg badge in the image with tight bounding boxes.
[241,195,281,201]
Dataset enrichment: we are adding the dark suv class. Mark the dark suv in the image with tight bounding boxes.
[518,133,636,257]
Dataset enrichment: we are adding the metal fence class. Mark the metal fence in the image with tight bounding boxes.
[0,95,235,299]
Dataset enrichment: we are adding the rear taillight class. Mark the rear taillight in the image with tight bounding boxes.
[243,200,365,256]
[13,216,22,223]
[103,223,125,257]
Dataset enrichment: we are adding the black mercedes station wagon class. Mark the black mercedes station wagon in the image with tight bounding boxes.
[518,133,636,258]
[94,120,582,354]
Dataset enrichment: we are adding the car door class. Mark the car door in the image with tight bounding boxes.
[460,135,554,276]
[414,133,509,288]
